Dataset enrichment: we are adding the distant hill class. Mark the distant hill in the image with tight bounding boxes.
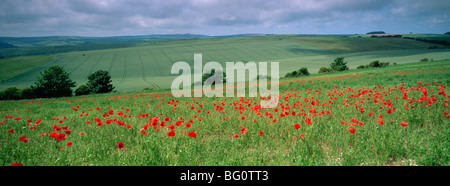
[366,31,386,34]
[0,34,215,47]
[0,41,16,49]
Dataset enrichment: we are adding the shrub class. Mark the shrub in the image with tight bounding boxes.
[420,58,429,62]
[369,60,380,68]
[87,70,115,94]
[380,62,390,67]
[318,67,331,73]
[20,87,35,99]
[75,85,90,96]
[297,67,310,76]
[202,69,226,85]
[330,57,348,72]
[1,87,21,100]
[32,65,76,98]
[357,65,365,69]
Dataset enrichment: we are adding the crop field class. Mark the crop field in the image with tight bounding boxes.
[1,59,449,166]
[1,35,450,92]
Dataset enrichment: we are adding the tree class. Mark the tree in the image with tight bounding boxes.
[32,65,76,98]
[318,67,331,73]
[297,67,310,76]
[202,69,226,86]
[87,70,114,94]
[20,87,35,99]
[369,60,380,68]
[330,57,349,72]
[75,85,90,96]
[0,87,21,100]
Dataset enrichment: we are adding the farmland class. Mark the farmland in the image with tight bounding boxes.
[0,34,449,166]
[0,59,449,166]
[1,35,450,92]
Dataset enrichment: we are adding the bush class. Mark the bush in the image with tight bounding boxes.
[330,57,348,72]
[318,67,331,73]
[32,65,76,98]
[420,58,429,62]
[87,70,115,94]
[369,60,380,68]
[202,69,226,85]
[1,87,21,100]
[297,67,310,76]
[357,65,365,69]
[75,85,90,96]
[380,62,390,67]
[284,67,309,78]
[20,87,35,99]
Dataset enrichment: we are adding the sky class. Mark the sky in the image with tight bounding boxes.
[0,0,449,37]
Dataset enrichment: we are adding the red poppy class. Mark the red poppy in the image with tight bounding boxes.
[294,123,301,129]
[401,121,408,127]
[118,142,125,149]
[168,130,176,137]
[240,126,248,135]
[49,132,58,139]
[67,142,73,147]
[188,131,197,138]
[349,127,356,135]
[259,131,264,136]
[378,118,385,125]
[9,162,24,166]
[7,129,14,134]
[19,136,29,143]
[305,118,312,125]
[234,134,239,138]
[56,133,67,142]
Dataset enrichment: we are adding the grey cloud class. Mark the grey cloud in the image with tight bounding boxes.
[0,0,448,37]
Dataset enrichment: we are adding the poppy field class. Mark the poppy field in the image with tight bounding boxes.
[1,59,449,166]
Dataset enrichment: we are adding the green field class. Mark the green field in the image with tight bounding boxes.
[1,35,450,93]
[1,60,448,166]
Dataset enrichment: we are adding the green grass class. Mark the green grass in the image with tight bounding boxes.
[0,60,448,166]
[1,35,449,92]
[0,55,52,81]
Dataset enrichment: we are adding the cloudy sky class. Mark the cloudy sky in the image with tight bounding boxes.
[0,0,448,37]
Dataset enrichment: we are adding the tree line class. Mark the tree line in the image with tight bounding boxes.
[0,66,114,100]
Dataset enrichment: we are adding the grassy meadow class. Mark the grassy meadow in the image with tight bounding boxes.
[0,59,449,166]
[0,34,449,166]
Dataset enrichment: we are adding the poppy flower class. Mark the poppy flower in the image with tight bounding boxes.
[117,142,125,149]
[7,129,14,134]
[234,134,240,138]
[401,121,408,127]
[349,127,356,135]
[67,142,73,147]
[49,132,58,139]
[9,163,24,166]
[19,136,29,143]
[188,131,197,138]
[294,123,301,129]
[259,131,264,136]
[168,130,176,137]
[56,133,67,142]
[240,126,248,135]
[305,118,312,125]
